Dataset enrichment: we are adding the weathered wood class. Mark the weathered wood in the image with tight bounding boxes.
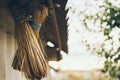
[48,0,62,61]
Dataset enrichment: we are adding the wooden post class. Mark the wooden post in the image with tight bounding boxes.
[47,0,62,61]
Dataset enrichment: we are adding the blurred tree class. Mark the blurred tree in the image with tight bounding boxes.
[82,0,120,79]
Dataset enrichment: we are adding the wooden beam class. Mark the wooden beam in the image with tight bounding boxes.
[47,0,62,61]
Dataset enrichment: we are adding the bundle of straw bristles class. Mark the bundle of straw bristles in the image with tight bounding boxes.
[12,5,49,80]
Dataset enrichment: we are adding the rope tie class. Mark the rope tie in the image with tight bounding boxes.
[29,20,42,30]
[14,14,42,30]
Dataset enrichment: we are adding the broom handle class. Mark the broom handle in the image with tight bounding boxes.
[48,0,62,61]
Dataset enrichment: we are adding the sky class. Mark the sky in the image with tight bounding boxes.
[49,0,120,71]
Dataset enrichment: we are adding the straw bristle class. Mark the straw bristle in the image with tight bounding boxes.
[12,6,49,80]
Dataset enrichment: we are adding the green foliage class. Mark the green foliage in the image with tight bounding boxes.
[82,0,120,79]
[100,0,120,29]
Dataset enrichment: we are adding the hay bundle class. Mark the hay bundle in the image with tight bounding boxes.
[12,5,49,80]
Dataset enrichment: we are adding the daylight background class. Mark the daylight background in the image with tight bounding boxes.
[50,0,120,80]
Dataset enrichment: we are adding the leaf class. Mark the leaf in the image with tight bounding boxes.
[104,28,111,35]
[105,52,110,58]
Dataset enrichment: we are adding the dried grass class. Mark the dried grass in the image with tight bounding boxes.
[12,6,49,80]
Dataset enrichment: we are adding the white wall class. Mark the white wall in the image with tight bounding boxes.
[0,28,27,80]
